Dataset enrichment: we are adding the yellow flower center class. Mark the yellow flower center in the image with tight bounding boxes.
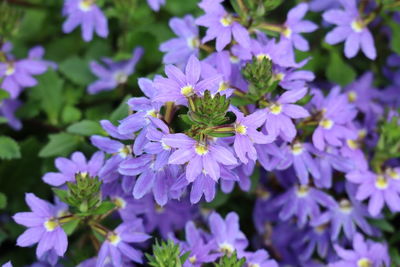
[155,204,165,213]
[375,175,388,190]
[339,199,353,213]
[291,143,304,155]
[235,124,247,135]
[357,258,372,267]
[230,56,239,63]
[269,104,282,115]
[108,233,121,246]
[351,20,365,33]
[219,242,234,254]
[118,145,132,158]
[146,109,157,118]
[5,64,15,76]
[114,197,127,209]
[296,185,309,197]
[274,72,285,81]
[189,256,197,264]
[320,119,334,129]
[79,0,94,11]
[187,37,200,49]
[282,27,292,37]
[348,91,357,102]
[314,224,327,234]
[44,219,59,232]
[249,264,260,267]
[256,53,271,61]
[218,81,230,92]
[161,140,171,151]
[220,15,233,27]
[195,143,208,155]
[346,139,359,150]
[385,168,400,180]
[181,85,194,96]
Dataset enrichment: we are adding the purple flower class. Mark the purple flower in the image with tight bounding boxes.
[87,47,143,94]
[330,233,389,267]
[231,108,273,164]
[2,262,12,267]
[0,99,22,130]
[281,3,318,52]
[147,0,165,11]
[272,65,315,90]
[96,220,151,266]
[264,88,310,142]
[42,151,104,186]
[162,133,237,182]
[323,0,376,59]
[346,169,400,216]
[160,15,200,65]
[272,185,336,227]
[13,193,68,258]
[311,87,358,151]
[196,0,250,51]
[0,46,48,99]
[62,0,108,42]
[242,250,278,267]
[154,55,221,105]
[208,212,248,255]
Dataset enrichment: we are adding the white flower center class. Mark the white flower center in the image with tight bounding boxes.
[44,219,58,232]
[219,242,234,254]
[282,27,292,38]
[339,199,353,214]
[351,20,365,33]
[189,256,197,264]
[114,71,128,84]
[357,258,372,267]
[79,0,93,11]
[218,81,230,92]
[195,143,208,155]
[181,85,194,96]
[320,119,334,129]
[348,91,357,102]
[256,53,271,61]
[375,175,388,190]
[220,15,233,27]
[235,123,247,135]
[5,64,15,76]
[161,140,171,150]
[291,143,304,155]
[114,197,127,209]
[269,103,282,115]
[296,185,309,197]
[118,145,132,158]
[108,233,121,246]
[187,37,200,49]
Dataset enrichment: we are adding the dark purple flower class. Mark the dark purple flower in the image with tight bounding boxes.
[62,0,108,42]
[88,47,143,94]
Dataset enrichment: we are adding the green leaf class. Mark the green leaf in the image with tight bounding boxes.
[67,120,104,136]
[390,247,400,266]
[369,218,395,233]
[39,133,80,157]
[0,89,10,101]
[0,136,21,160]
[389,19,400,55]
[53,188,69,204]
[62,106,82,124]
[59,56,95,86]
[110,95,131,123]
[31,70,64,125]
[202,190,230,209]
[91,201,115,215]
[215,251,246,267]
[62,219,80,235]
[326,50,356,86]
[0,192,7,209]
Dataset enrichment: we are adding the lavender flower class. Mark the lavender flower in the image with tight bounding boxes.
[242,250,278,267]
[42,151,104,186]
[147,0,165,11]
[196,0,250,51]
[62,0,108,42]
[13,194,68,258]
[323,0,377,59]
[154,55,221,105]
[160,15,199,65]
[87,47,143,94]
[96,220,151,266]
[330,233,389,267]
[281,3,318,52]
[0,99,22,130]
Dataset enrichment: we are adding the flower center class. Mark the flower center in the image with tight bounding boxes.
[320,119,334,129]
[79,0,94,11]
[348,91,357,102]
[256,53,271,61]
[118,145,132,158]
[351,19,365,33]
[375,175,388,190]
[155,204,164,213]
[296,185,309,197]
[218,81,230,92]
[346,139,359,150]
[181,85,194,96]
[291,143,304,155]
[230,55,239,63]
[161,140,171,150]
[187,37,200,49]
[282,27,292,37]
[220,15,233,27]
[44,219,59,232]
[114,197,127,209]
[269,103,282,115]
[189,256,197,264]
[108,233,121,246]
[314,224,327,234]
[274,72,285,81]
[5,64,15,76]
[235,123,247,135]
[339,199,353,213]
[386,168,400,180]
[146,109,157,118]
[357,258,372,267]
[114,71,128,84]
[249,264,260,267]
[219,242,234,254]
[195,143,208,155]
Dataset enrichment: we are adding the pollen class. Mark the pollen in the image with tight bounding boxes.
[181,85,194,96]
[357,258,372,267]
[5,64,15,76]
[114,197,127,209]
[351,19,365,33]
[274,72,285,81]
[282,27,292,38]
[146,109,157,118]
[269,103,282,115]
[296,185,309,197]
[219,242,234,254]
[79,0,93,11]
[195,143,208,155]
[108,233,121,246]
[189,256,197,264]
[320,118,334,129]
[256,53,271,61]
[114,71,128,84]
[118,145,132,158]
[187,37,200,49]
[218,81,230,92]
[375,175,388,190]
[348,91,357,102]
[235,124,247,135]
[44,219,58,232]
[291,142,304,155]
[339,199,353,214]
[220,15,233,27]
[346,139,359,150]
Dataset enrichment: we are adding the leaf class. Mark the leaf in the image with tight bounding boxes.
[62,106,82,124]
[202,190,230,209]
[110,95,131,123]
[326,50,356,86]
[53,188,69,204]
[59,56,95,86]
[62,219,80,236]
[0,136,21,160]
[39,133,80,157]
[389,19,400,55]
[31,70,64,125]
[0,89,10,101]
[67,120,104,136]
[0,192,7,209]
[369,218,395,233]
[91,201,115,215]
